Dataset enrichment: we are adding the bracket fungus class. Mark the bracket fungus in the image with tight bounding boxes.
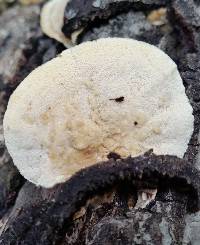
[40,0,83,47]
[3,38,194,188]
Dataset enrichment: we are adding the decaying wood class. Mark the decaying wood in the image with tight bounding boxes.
[63,0,166,37]
[1,0,200,244]
[1,152,200,244]
[0,5,65,219]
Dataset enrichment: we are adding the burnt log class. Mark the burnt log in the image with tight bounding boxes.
[63,0,167,38]
[1,153,200,244]
[1,0,200,244]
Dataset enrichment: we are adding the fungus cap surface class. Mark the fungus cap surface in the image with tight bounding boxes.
[3,38,194,187]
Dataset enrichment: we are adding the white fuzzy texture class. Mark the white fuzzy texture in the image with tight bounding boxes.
[3,38,194,188]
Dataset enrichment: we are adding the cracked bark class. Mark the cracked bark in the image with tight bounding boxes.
[0,5,65,220]
[62,0,166,38]
[1,153,200,244]
[1,0,200,244]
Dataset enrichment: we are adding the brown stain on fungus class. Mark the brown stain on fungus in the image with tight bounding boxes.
[40,112,50,125]
[153,127,161,135]
[22,114,34,125]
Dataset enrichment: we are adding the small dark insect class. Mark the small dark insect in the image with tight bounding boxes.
[109,96,124,102]
[134,121,138,126]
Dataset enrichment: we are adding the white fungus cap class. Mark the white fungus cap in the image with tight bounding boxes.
[40,0,82,47]
[3,38,194,188]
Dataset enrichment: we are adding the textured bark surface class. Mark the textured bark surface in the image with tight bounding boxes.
[63,0,166,37]
[1,0,200,244]
[0,5,64,220]
[1,153,200,244]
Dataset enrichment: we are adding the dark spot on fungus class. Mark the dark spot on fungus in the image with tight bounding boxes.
[134,121,138,126]
[109,96,124,103]
[107,152,121,160]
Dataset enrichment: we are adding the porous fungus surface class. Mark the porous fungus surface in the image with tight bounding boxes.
[3,38,194,187]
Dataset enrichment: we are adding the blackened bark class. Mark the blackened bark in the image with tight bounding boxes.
[1,153,200,244]
[1,0,200,244]
[63,0,167,38]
